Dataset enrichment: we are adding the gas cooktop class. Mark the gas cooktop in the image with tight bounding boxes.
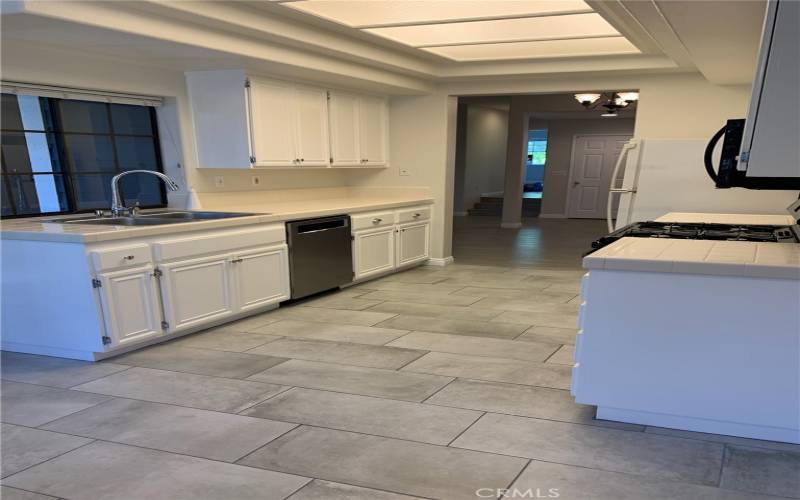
[591,221,799,252]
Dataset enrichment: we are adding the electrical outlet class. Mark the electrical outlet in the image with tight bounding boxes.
[399,168,410,176]
[213,176,225,188]
[251,175,262,187]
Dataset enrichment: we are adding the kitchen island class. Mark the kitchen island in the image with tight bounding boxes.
[572,212,800,444]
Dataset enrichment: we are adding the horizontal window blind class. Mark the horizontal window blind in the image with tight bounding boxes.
[1,81,162,107]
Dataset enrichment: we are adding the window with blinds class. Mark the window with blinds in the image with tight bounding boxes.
[1,92,167,217]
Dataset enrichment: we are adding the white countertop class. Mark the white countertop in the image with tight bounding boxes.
[1,191,433,244]
[584,212,800,280]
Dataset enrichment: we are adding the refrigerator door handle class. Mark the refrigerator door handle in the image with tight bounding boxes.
[607,140,640,232]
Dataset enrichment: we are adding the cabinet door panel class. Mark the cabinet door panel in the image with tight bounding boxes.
[96,266,162,347]
[358,96,387,166]
[234,245,290,312]
[354,228,395,280]
[397,222,430,267]
[329,92,360,166]
[249,79,296,167]
[294,86,330,167]
[159,255,234,332]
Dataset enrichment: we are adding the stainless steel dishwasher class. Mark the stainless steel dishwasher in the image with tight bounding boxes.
[286,215,354,299]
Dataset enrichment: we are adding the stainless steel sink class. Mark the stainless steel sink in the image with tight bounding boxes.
[48,210,261,226]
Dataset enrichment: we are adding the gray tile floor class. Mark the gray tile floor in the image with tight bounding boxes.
[2,217,799,499]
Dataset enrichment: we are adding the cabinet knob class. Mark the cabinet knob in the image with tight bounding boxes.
[372,218,382,223]
[413,213,421,218]
[300,158,304,162]
[123,255,135,260]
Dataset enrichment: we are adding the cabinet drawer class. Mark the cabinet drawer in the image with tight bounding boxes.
[153,224,285,262]
[91,244,152,272]
[351,211,394,231]
[396,206,430,224]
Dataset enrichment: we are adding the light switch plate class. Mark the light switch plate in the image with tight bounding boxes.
[213,176,225,188]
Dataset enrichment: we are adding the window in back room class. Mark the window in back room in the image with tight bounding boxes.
[1,93,167,218]
[525,129,548,199]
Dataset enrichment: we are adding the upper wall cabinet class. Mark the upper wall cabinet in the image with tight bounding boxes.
[186,70,387,169]
[329,91,388,167]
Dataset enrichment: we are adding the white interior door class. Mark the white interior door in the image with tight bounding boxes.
[567,135,631,219]
[293,86,330,167]
[248,79,296,167]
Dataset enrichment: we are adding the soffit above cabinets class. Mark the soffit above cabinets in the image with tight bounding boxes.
[277,0,641,62]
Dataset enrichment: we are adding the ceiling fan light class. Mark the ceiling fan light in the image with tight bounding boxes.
[613,97,629,107]
[617,91,639,102]
[574,93,602,106]
[601,111,618,117]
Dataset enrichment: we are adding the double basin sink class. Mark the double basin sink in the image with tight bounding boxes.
[48,210,261,226]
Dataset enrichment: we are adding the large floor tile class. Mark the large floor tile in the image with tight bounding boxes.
[42,398,296,462]
[357,289,483,307]
[257,307,397,327]
[248,359,452,402]
[511,459,760,500]
[289,480,422,500]
[216,312,283,332]
[170,329,281,352]
[351,281,466,294]
[645,426,800,453]
[3,441,310,500]
[387,331,559,363]
[0,352,129,389]
[242,387,480,445]
[543,282,582,294]
[1,381,109,427]
[367,301,503,321]
[403,352,571,390]
[452,286,577,303]
[246,337,425,369]
[110,344,286,379]
[471,297,580,315]
[298,294,383,311]
[238,426,527,500]
[720,445,800,498]
[516,325,578,344]
[546,344,575,366]
[375,315,528,339]
[1,424,91,478]
[252,319,409,345]
[452,413,725,486]
[376,269,450,285]
[72,367,287,413]
[426,379,642,431]
[0,486,58,500]
[492,310,579,329]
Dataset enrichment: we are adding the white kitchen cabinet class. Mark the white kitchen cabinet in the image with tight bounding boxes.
[248,78,297,167]
[293,86,330,166]
[353,227,395,279]
[329,91,388,166]
[158,254,235,332]
[95,265,163,348]
[396,221,430,267]
[232,245,290,312]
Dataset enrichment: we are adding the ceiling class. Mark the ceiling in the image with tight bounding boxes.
[277,0,640,62]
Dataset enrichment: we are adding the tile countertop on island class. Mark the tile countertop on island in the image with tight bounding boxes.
[0,188,434,244]
[583,212,800,280]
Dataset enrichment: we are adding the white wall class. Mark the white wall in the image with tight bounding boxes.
[460,104,508,210]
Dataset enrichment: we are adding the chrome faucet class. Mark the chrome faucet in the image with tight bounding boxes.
[110,170,180,217]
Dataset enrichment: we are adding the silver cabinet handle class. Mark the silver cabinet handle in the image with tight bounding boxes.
[123,255,135,260]
[413,213,421,218]
[372,218,382,224]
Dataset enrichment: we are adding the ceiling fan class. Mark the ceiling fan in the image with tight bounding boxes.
[574,91,639,117]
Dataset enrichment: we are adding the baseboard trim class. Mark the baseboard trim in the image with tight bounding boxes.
[500,222,523,229]
[425,256,454,267]
[539,213,568,219]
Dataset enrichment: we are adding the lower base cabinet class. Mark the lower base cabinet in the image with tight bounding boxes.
[95,265,163,347]
[397,222,430,267]
[353,227,395,280]
[234,245,291,312]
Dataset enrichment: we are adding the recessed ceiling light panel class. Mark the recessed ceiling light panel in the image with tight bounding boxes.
[365,13,619,48]
[424,37,639,62]
[283,0,592,28]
